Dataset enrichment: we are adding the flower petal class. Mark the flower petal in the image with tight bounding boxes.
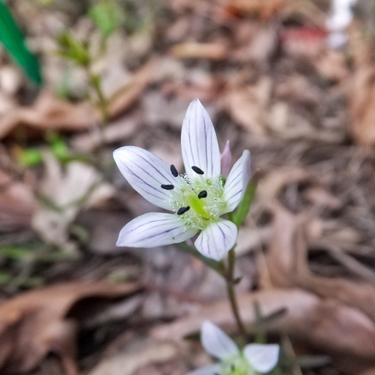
[181,99,221,178]
[187,364,221,375]
[194,220,237,261]
[201,321,239,361]
[222,150,251,214]
[243,344,280,373]
[113,146,178,210]
[117,212,198,247]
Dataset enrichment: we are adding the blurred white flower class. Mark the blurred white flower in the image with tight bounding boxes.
[326,0,357,48]
[188,321,279,375]
[113,99,251,261]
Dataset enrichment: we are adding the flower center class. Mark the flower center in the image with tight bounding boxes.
[186,190,210,219]
[161,164,227,230]
[220,354,253,375]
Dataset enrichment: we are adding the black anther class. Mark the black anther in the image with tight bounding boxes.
[177,206,190,215]
[170,164,178,177]
[161,184,174,190]
[198,190,207,199]
[192,166,204,175]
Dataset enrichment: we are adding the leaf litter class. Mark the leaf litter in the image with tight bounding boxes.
[2,0,375,374]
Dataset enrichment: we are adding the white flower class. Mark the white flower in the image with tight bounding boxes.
[326,0,357,48]
[188,321,279,375]
[113,99,251,261]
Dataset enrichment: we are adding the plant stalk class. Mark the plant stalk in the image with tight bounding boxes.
[89,72,109,122]
[226,247,248,341]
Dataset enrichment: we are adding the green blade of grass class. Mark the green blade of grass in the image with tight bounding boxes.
[0,1,42,85]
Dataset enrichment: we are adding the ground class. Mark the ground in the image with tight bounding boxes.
[1,0,375,374]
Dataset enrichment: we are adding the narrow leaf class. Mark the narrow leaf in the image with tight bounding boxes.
[232,171,259,227]
[0,1,42,85]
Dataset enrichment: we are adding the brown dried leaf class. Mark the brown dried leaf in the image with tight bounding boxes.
[169,43,227,60]
[152,288,375,373]
[0,169,36,231]
[315,49,348,82]
[71,112,141,153]
[0,91,97,139]
[303,187,342,210]
[106,58,161,118]
[265,204,375,339]
[32,153,115,249]
[257,167,309,205]
[0,58,159,140]
[349,64,375,146]
[89,340,179,375]
[225,78,272,135]
[232,23,278,63]
[220,0,285,20]
[0,282,140,374]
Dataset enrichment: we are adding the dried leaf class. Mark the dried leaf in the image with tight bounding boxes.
[265,204,375,324]
[220,0,285,20]
[152,288,375,374]
[257,167,309,205]
[349,64,375,146]
[225,78,272,135]
[170,43,227,60]
[71,112,141,153]
[89,340,179,375]
[0,90,97,139]
[0,282,140,374]
[303,187,342,210]
[0,169,36,231]
[106,57,161,118]
[0,58,159,140]
[31,153,115,249]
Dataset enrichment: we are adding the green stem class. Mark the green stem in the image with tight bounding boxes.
[226,247,247,341]
[86,70,109,169]
[89,72,109,122]
[179,240,248,340]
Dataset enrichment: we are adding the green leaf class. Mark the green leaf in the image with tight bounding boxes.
[89,0,124,37]
[0,246,33,260]
[232,171,259,227]
[0,272,11,286]
[46,132,69,160]
[56,31,90,67]
[17,148,43,166]
[0,1,42,85]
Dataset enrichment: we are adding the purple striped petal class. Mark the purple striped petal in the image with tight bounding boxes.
[181,99,221,178]
[194,220,237,261]
[117,212,198,247]
[243,344,279,373]
[187,365,221,375]
[113,146,177,210]
[201,321,239,360]
[222,150,251,214]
